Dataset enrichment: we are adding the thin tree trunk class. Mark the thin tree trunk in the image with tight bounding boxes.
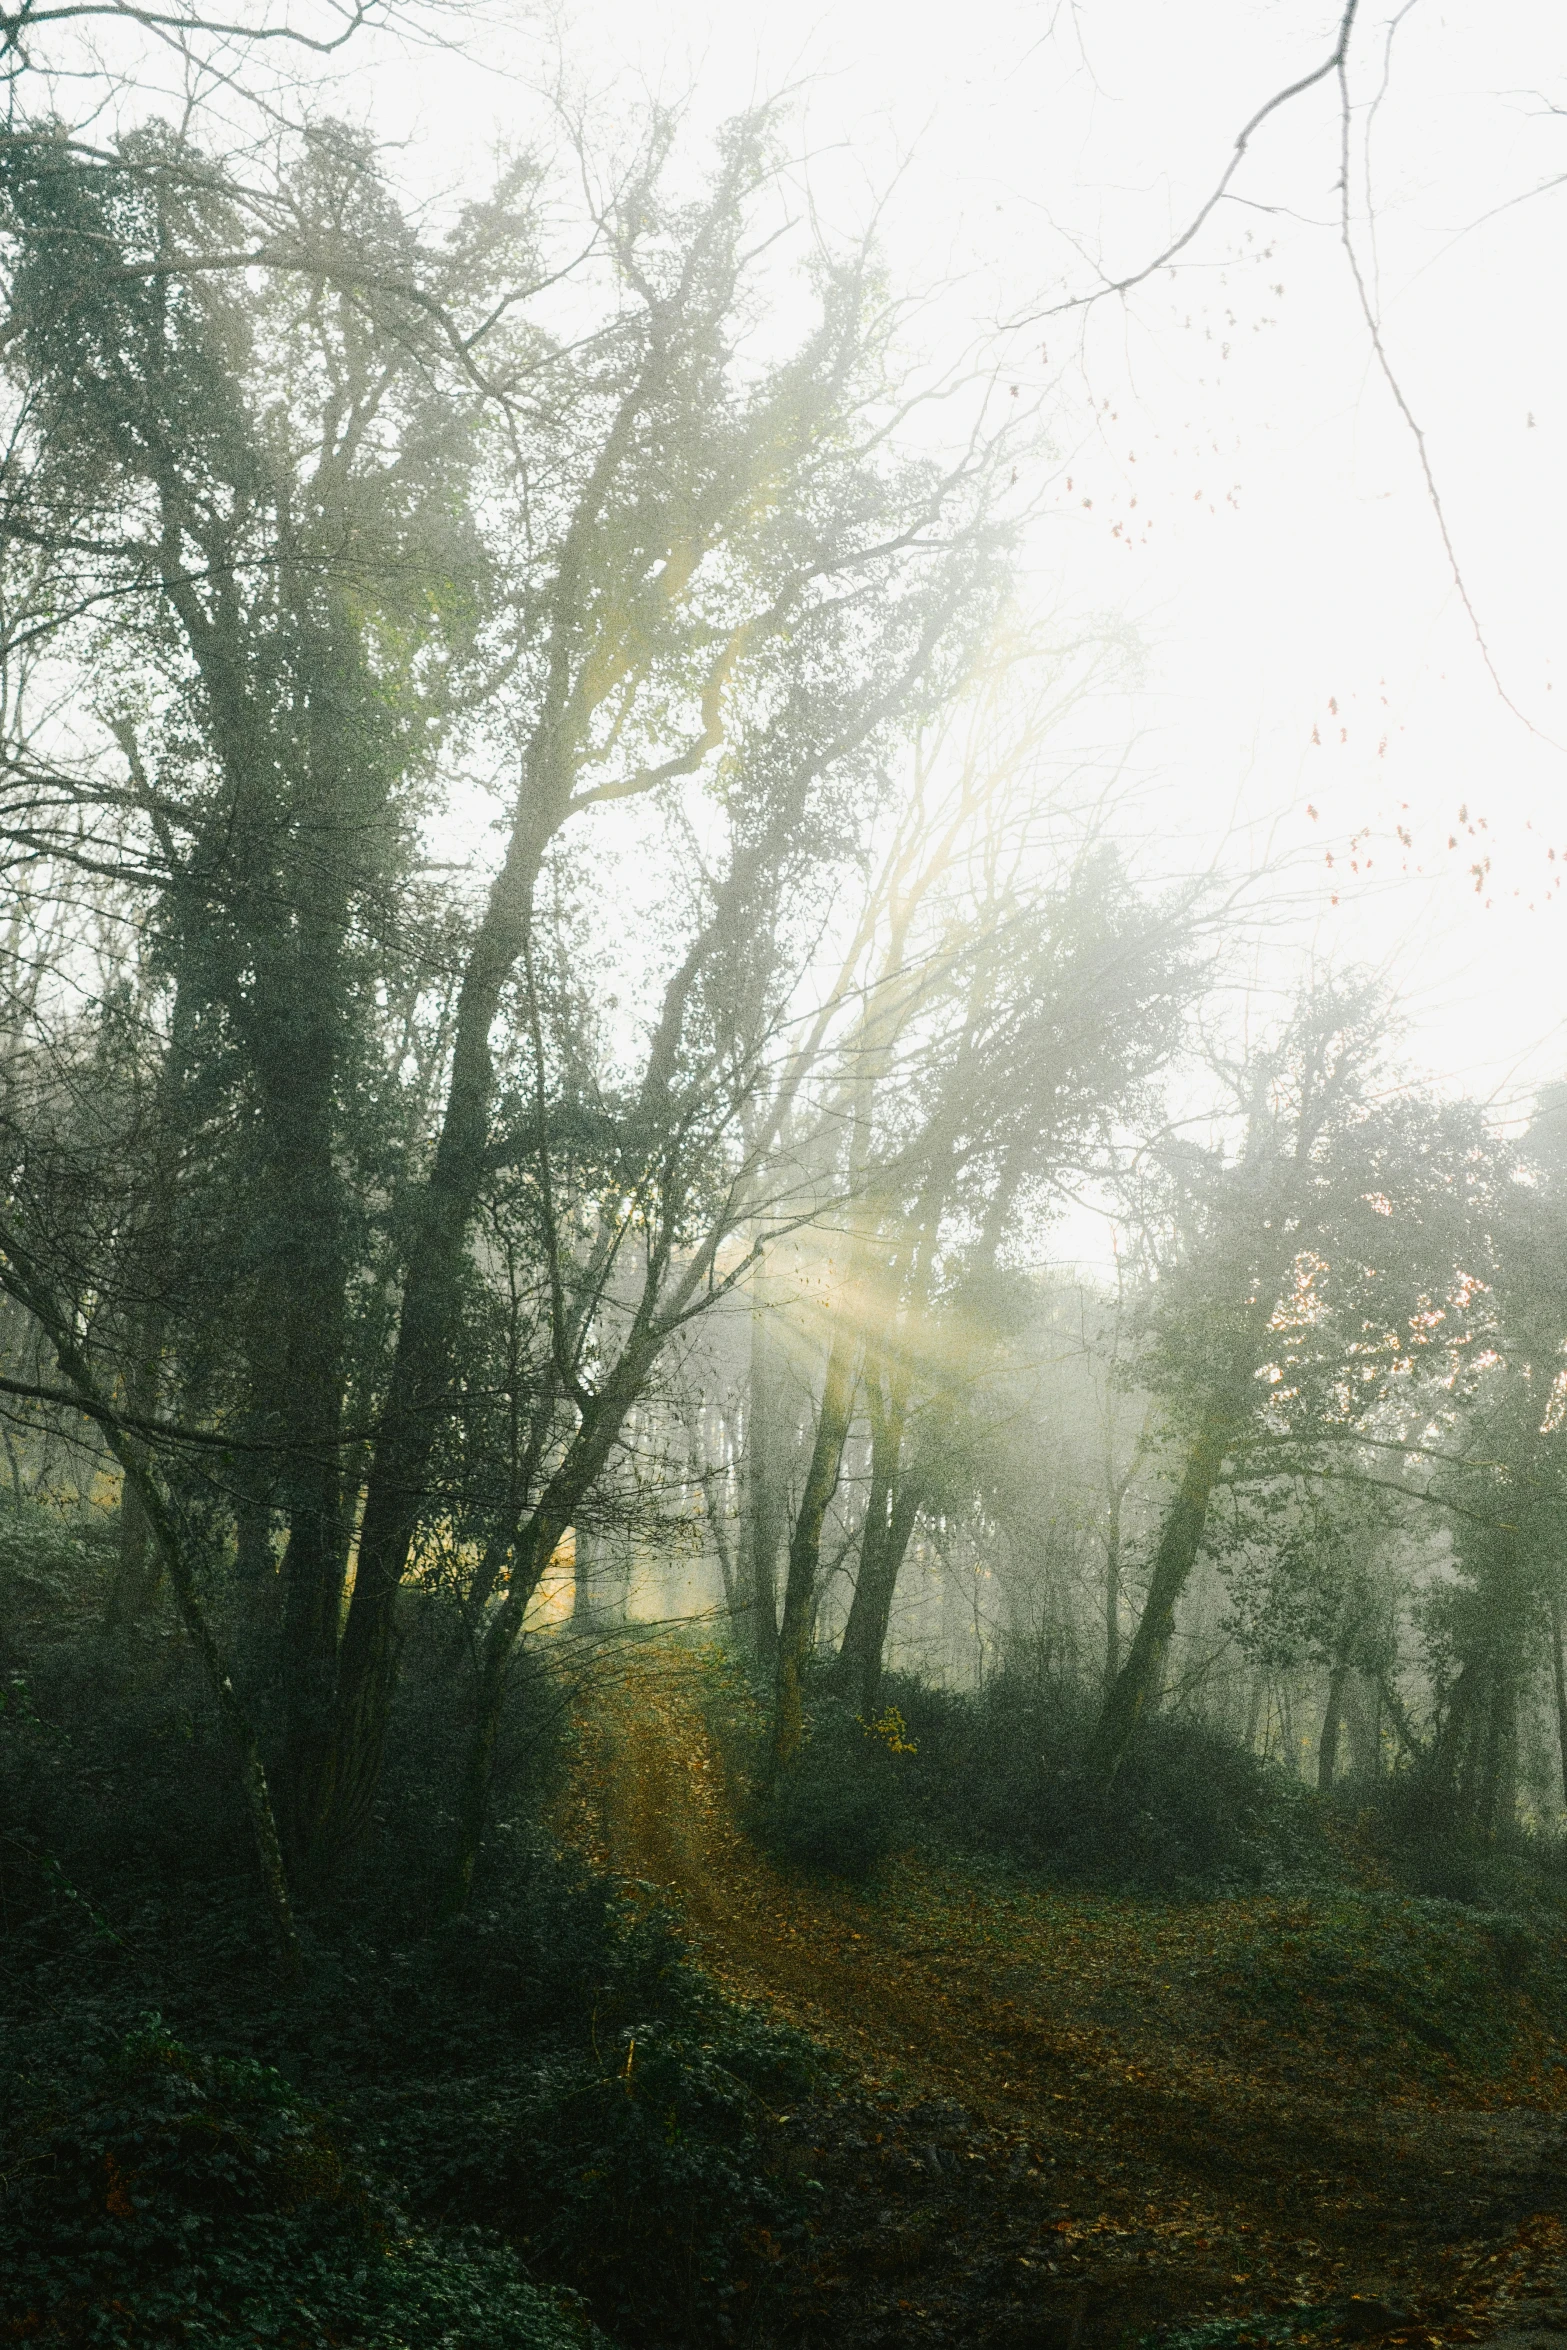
[1431,1661,1478,1814]
[567,1522,603,1628]
[701,1462,739,1624]
[832,1371,892,1703]
[1244,1671,1263,1753]
[844,1481,920,1718]
[1,1245,301,1975]
[234,1493,276,1586]
[264,1028,350,1859]
[1477,1669,1516,1841]
[105,1023,183,1629]
[1103,1492,1121,1691]
[1100,1407,1149,1690]
[191,834,356,1859]
[1317,1654,1350,1793]
[445,1343,658,1914]
[768,1323,859,1779]
[1080,1409,1230,1788]
[1551,1587,1567,1811]
[125,1437,303,1978]
[106,1313,162,1624]
[834,1371,921,1718]
[745,1282,782,1667]
[1375,1671,1423,1767]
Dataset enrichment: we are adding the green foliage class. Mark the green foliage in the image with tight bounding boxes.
[0,1570,829,2348]
[1207,1895,1567,2076]
[0,2017,594,2348]
[1144,2303,1407,2350]
[755,1692,919,1881]
[729,1659,1309,1892]
[0,1501,115,1596]
[385,2004,822,2343]
[876,1670,1304,1894]
[0,1814,817,2346]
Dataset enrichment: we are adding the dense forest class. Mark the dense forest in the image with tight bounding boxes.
[5,8,1567,2348]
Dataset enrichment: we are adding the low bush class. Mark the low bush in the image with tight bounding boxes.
[706,1646,1567,1913]
[739,1665,1304,1894]
[1205,1893,1567,2076]
[753,1693,916,1881]
[386,2005,823,2343]
[0,1517,827,2348]
[0,2016,594,2348]
[885,1670,1299,1891]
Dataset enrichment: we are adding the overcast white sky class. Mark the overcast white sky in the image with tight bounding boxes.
[202,2,1567,1115]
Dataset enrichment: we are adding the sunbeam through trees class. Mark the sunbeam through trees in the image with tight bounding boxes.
[4,8,1567,2350]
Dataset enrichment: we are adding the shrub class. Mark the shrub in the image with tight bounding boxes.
[0,2017,595,2348]
[754,1694,916,1881]
[381,2005,822,2345]
[878,1669,1300,1894]
[0,1543,821,2350]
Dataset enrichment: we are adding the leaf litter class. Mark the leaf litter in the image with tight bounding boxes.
[556,1642,1567,2348]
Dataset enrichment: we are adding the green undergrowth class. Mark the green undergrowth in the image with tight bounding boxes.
[702,1649,1317,1894]
[372,2005,821,2341]
[697,1642,1567,1923]
[688,1637,1567,2099]
[1141,2301,1409,2350]
[0,1517,828,2348]
[1202,1893,1567,2081]
[0,2017,593,2348]
[883,1668,1310,1892]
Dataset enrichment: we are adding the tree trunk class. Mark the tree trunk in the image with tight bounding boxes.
[768,1323,859,1779]
[570,1521,632,1634]
[831,1372,892,1705]
[3,1248,301,1975]
[1430,1660,1478,1814]
[127,1446,303,1979]
[1080,1409,1231,1787]
[1550,1587,1567,1812]
[833,1367,920,1718]
[106,1313,162,1625]
[1244,1671,1263,1753]
[1317,1655,1350,1793]
[701,1456,740,1625]
[105,1025,184,1629]
[259,1022,350,1859]
[324,807,550,1856]
[1100,1408,1148,1690]
[1103,1493,1121,1690]
[444,1343,658,1913]
[234,1493,276,1587]
[1476,1668,1517,1841]
[839,1479,920,1720]
[1375,1671,1423,1767]
[743,1283,783,1667]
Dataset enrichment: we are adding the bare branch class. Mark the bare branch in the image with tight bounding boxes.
[1038,0,1362,319]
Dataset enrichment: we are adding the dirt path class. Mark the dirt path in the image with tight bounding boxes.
[558,1643,1567,2346]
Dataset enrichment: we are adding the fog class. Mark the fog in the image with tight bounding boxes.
[370,0,1567,1111]
[4,12,1567,2348]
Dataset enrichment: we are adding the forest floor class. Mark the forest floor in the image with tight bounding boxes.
[556,1639,1567,2350]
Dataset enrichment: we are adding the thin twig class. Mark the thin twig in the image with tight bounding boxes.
[1038,1,1362,318]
